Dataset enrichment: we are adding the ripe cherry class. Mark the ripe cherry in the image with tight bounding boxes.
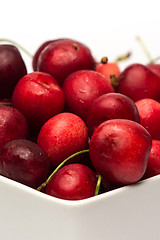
[0,139,50,188]
[135,98,160,140]
[87,93,140,136]
[35,38,96,86]
[45,163,97,200]
[116,63,160,102]
[12,72,65,129]
[89,119,152,186]
[0,44,27,98]
[37,112,89,169]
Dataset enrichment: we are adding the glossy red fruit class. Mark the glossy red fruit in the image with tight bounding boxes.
[135,98,160,140]
[96,57,120,83]
[12,72,65,129]
[63,70,115,122]
[89,119,152,186]
[37,112,88,169]
[0,44,27,98]
[0,105,28,149]
[116,63,160,102]
[143,140,160,179]
[45,163,97,200]
[0,139,50,188]
[87,93,140,136]
[147,64,160,76]
[36,39,96,86]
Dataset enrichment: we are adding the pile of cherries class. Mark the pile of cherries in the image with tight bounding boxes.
[0,38,160,201]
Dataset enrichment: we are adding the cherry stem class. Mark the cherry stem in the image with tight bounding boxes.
[37,149,89,191]
[0,102,12,106]
[136,36,153,63]
[95,174,102,196]
[114,52,131,63]
[110,74,118,88]
[149,56,160,64]
[101,56,108,64]
[0,38,33,58]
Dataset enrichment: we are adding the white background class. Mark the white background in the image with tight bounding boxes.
[1,0,160,72]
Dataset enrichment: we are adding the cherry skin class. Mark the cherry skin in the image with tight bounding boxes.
[12,72,65,130]
[87,93,140,136]
[45,163,97,200]
[0,139,50,188]
[116,63,160,102]
[36,38,96,86]
[143,140,160,179]
[89,119,152,186]
[135,98,160,140]
[62,70,115,122]
[0,44,27,98]
[147,64,160,76]
[0,105,28,149]
[37,112,89,169]
[96,57,120,83]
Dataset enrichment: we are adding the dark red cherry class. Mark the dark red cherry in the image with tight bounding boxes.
[0,139,50,188]
[0,44,27,98]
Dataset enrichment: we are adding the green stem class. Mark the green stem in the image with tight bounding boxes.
[37,149,89,191]
[149,56,160,64]
[136,36,153,62]
[0,102,12,106]
[95,174,102,196]
[114,52,131,63]
[0,38,33,58]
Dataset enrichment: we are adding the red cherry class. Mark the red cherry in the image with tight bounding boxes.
[0,105,28,149]
[143,140,160,179]
[96,57,120,83]
[45,163,97,200]
[89,119,152,186]
[87,93,140,136]
[12,72,65,129]
[35,38,96,86]
[135,98,160,140]
[116,63,160,102]
[63,70,115,122]
[37,112,89,169]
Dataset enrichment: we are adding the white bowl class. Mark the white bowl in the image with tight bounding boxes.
[0,174,160,240]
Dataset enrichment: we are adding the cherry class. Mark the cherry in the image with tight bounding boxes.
[89,119,152,186]
[116,63,160,102]
[135,98,160,140]
[0,44,27,98]
[143,140,160,179]
[0,139,50,188]
[37,112,89,169]
[45,163,97,200]
[96,57,120,84]
[62,70,115,122]
[35,38,96,86]
[87,93,140,136]
[12,72,65,129]
[0,105,28,149]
